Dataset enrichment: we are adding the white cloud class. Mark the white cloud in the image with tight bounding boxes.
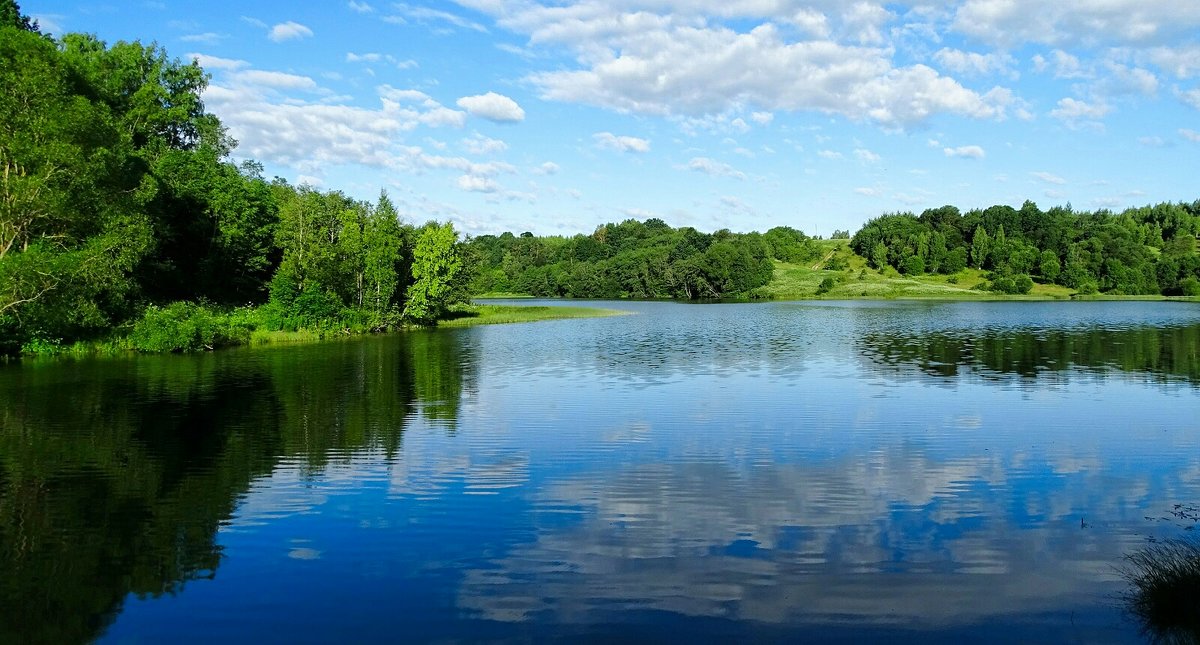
[934,48,1017,78]
[390,3,487,32]
[854,148,881,163]
[233,70,319,91]
[457,175,501,193]
[1181,128,1200,142]
[952,0,1200,47]
[180,32,224,44]
[462,133,508,155]
[533,162,560,175]
[1178,87,1200,110]
[348,1,373,13]
[817,150,843,160]
[1137,136,1165,147]
[511,15,1009,128]
[1049,97,1111,124]
[456,92,526,122]
[684,157,745,180]
[268,21,313,43]
[750,111,774,125]
[188,53,249,70]
[201,80,479,174]
[1032,171,1067,185]
[1145,45,1200,79]
[943,145,985,159]
[854,186,883,196]
[347,52,382,63]
[593,132,651,153]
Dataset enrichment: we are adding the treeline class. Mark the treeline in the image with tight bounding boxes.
[851,201,1200,295]
[0,4,466,355]
[468,220,821,299]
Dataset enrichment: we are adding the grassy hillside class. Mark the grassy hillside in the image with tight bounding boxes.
[756,240,1079,300]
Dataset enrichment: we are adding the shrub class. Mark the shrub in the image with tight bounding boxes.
[988,273,1034,295]
[129,302,252,353]
[901,255,925,275]
[1182,277,1200,297]
[815,276,836,295]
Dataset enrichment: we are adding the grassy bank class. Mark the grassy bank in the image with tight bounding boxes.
[15,302,626,359]
[438,303,628,328]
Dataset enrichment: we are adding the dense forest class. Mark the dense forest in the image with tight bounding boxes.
[467,221,821,299]
[0,3,469,356]
[851,201,1200,295]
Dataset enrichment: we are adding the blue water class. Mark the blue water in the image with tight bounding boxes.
[2,300,1199,643]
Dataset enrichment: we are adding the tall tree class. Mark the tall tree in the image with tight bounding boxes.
[404,223,464,324]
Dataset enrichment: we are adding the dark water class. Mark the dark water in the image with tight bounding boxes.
[2,301,1199,643]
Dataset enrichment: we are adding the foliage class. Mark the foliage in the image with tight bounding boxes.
[405,222,466,324]
[851,201,1200,297]
[815,276,836,295]
[467,219,779,300]
[128,301,253,352]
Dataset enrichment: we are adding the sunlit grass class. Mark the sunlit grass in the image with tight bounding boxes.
[437,304,628,328]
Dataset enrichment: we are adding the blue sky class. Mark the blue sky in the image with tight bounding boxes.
[25,1,1200,237]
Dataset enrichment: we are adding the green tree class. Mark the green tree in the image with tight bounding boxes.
[971,226,991,269]
[404,222,464,323]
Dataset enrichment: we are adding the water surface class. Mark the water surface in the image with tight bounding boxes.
[2,300,1199,642]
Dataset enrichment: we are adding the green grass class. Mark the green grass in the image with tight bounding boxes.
[437,303,628,328]
[473,292,536,299]
[758,240,1084,300]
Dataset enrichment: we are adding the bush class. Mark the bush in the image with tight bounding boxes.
[815,276,836,295]
[901,255,925,275]
[129,302,252,353]
[988,273,1034,295]
[1182,277,1200,297]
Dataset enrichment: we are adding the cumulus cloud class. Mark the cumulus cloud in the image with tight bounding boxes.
[233,70,319,91]
[181,32,224,44]
[507,13,1010,128]
[750,111,774,125]
[189,53,248,70]
[1032,171,1067,185]
[943,145,985,159]
[457,175,501,193]
[934,48,1017,78]
[1181,128,1200,142]
[268,21,313,43]
[347,1,373,13]
[952,0,1200,47]
[201,76,485,175]
[593,132,651,153]
[684,157,745,180]
[1049,97,1111,124]
[1178,87,1200,110]
[533,161,561,175]
[456,92,526,122]
[461,133,509,155]
[854,148,881,162]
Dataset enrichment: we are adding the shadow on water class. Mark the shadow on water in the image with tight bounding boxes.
[0,330,474,643]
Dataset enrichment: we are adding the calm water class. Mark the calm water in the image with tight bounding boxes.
[3,300,1200,643]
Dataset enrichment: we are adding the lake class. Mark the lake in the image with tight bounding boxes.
[2,300,1199,643]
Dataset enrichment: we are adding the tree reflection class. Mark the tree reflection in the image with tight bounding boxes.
[0,330,473,643]
[858,323,1200,386]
